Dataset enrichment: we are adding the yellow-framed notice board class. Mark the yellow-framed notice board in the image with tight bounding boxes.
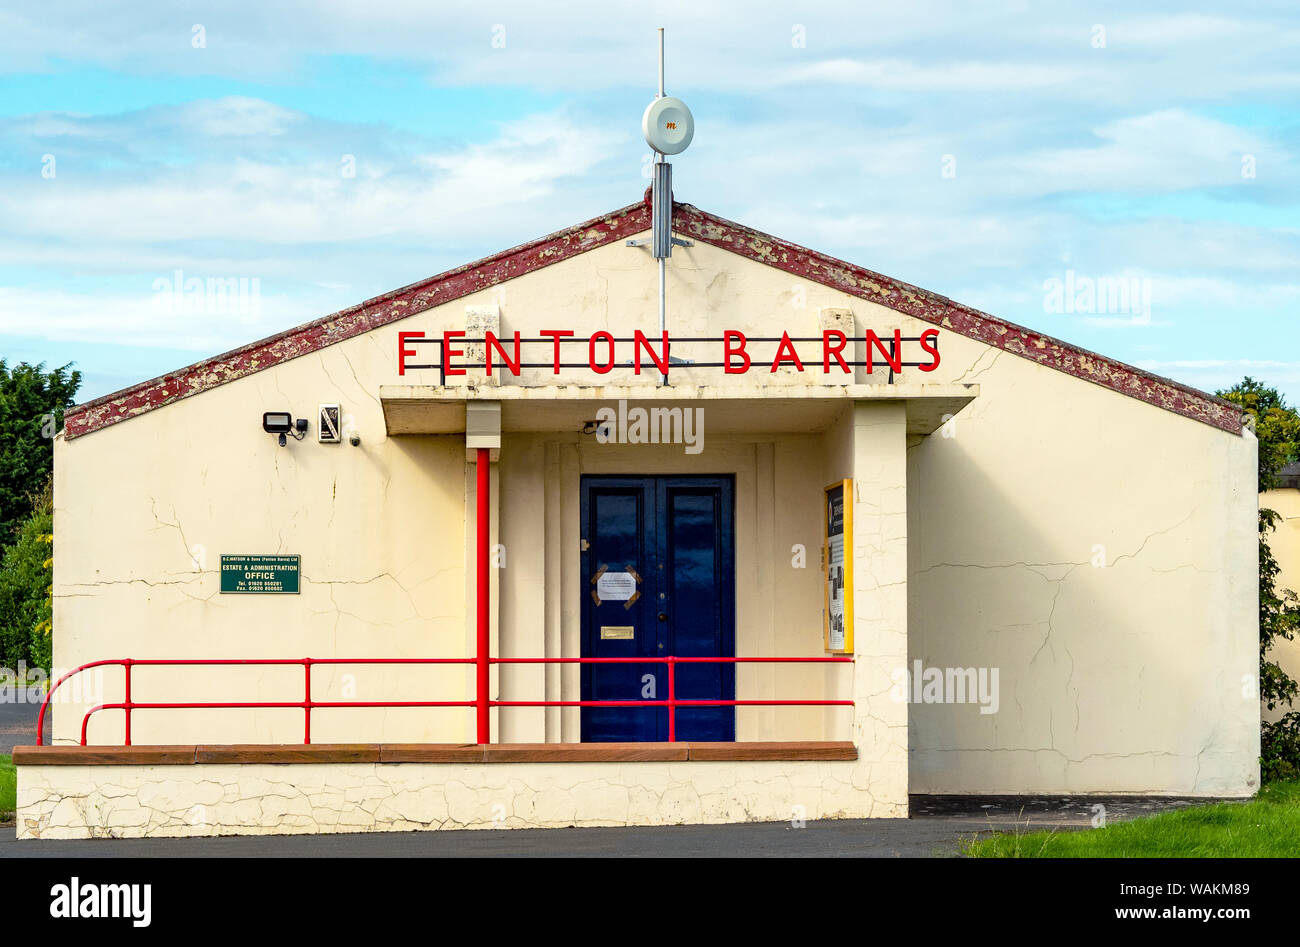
[824,479,853,653]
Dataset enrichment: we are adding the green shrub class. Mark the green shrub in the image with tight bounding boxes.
[1219,379,1300,782]
[0,479,53,671]
[1263,712,1300,783]
[0,754,15,821]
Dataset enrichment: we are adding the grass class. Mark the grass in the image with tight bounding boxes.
[962,780,1300,857]
[0,754,14,823]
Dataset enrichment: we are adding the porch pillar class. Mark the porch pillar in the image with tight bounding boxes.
[837,401,910,815]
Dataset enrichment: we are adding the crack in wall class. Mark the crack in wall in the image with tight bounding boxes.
[17,761,886,839]
[953,348,1004,385]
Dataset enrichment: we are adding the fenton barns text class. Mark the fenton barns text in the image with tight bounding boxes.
[397,328,942,377]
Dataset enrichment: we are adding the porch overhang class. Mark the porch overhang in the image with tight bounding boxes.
[378,383,979,437]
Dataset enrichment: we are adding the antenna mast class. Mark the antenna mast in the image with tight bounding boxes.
[658,26,665,98]
[634,28,695,386]
[655,28,667,385]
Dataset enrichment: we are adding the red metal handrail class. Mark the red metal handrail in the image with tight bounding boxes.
[37,654,853,747]
[491,655,853,742]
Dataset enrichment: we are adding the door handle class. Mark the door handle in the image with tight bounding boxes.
[657,612,667,622]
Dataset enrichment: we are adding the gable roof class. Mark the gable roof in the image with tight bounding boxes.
[63,193,1244,439]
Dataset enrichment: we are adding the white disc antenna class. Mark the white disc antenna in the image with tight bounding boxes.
[643,26,693,156]
[643,96,694,155]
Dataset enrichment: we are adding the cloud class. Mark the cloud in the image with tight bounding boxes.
[181,96,301,138]
[0,97,627,359]
[774,58,1087,92]
[1133,359,1300,396]
[0,282,317,351]
[1,4,1299,404]
[1006,110,1281,194]
[4,4,1300,102]
[0,98,622,248]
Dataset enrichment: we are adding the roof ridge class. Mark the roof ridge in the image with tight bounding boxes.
[675,201,1242,434]
[64,198,652,438]
[63,194,1242,439]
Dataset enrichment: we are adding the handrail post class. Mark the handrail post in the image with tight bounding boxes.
[667,657,676,743]
[123,659,132,746]
[304,658,312,745]
[475,447,490,745]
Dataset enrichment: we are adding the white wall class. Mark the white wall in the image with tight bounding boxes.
[906,333,1258,795]
[49,231,1258,798]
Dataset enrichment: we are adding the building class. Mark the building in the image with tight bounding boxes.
[15,194,1259,839]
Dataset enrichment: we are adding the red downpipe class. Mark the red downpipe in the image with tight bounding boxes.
[475,447,490,744]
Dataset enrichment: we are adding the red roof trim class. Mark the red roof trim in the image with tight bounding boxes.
[674,202,1243,435]
[63,199,653,439]
[64,194,1242,439]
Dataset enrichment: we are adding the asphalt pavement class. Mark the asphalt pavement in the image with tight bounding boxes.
[0,694,1226,857]
[0,812,1045,857]
[0,684,48,755]
[1,794,1225,858]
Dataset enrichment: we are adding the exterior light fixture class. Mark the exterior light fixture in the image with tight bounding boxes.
[262,411,308,447]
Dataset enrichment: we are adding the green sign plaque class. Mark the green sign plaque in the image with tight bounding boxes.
[220,554,301,594]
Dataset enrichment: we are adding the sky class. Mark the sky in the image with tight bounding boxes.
[0,2,1297,403]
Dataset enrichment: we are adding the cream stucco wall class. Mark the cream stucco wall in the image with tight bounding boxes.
[905,333,1258,795]
[45,226,1257,810]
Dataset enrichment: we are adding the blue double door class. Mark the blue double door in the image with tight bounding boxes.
[581,475,736,742]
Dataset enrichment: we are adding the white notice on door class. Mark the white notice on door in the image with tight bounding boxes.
[596,571,637,602]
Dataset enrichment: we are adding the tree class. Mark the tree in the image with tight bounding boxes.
[0,478,53,671]
[1218,377,1300,780]
[0,360,81,546]
[1222,377,1300,494]
[0,361,78,673]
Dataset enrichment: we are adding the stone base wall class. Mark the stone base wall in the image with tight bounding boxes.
[18,760,902,839]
